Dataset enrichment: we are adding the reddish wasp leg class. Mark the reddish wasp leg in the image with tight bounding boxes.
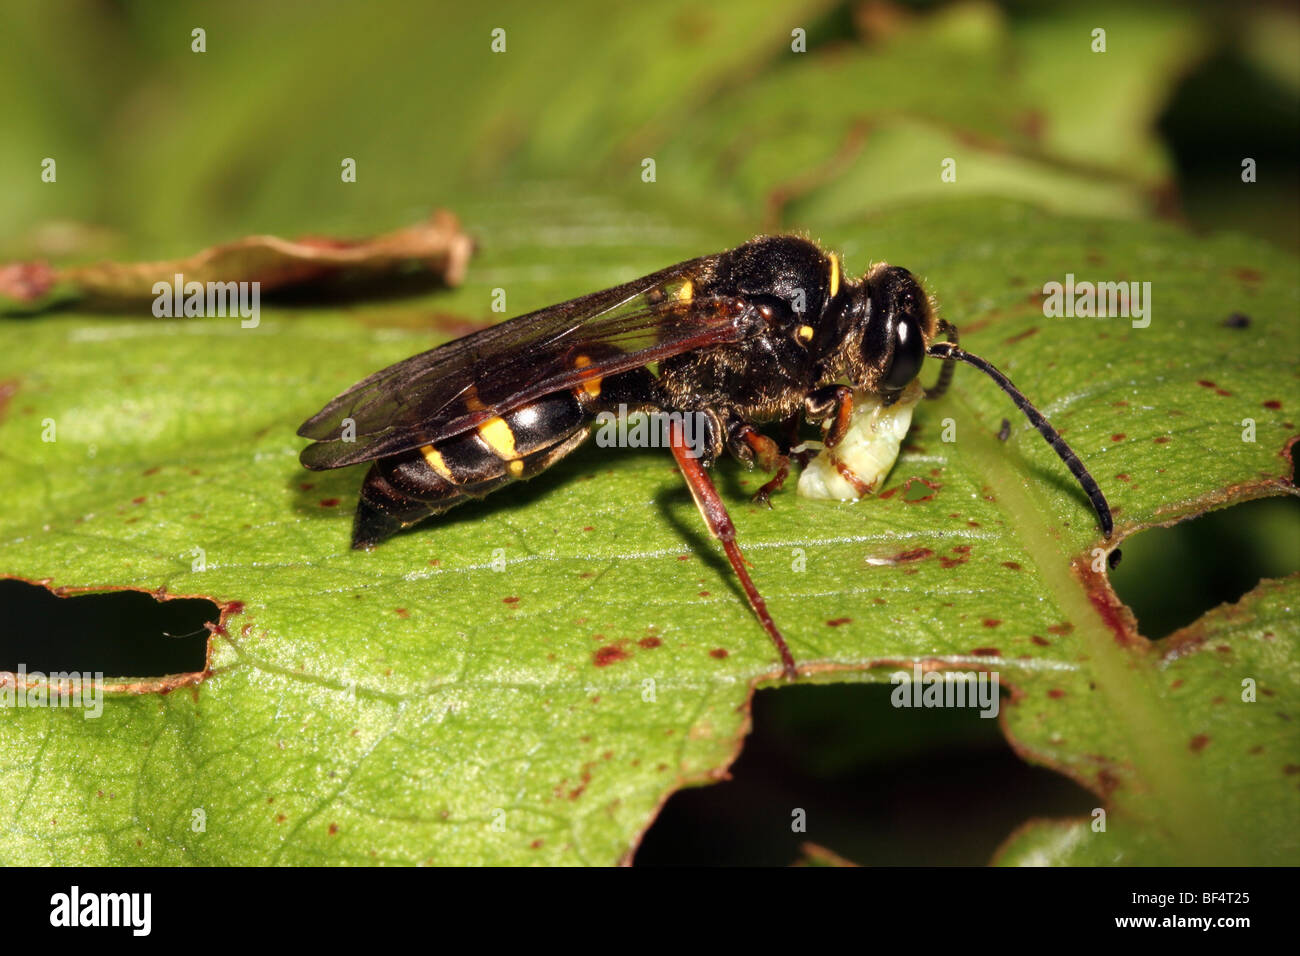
[823,388,855,449]
[668,420,798,680]
[804,385,854,448]
[736,428,790,507]
[752,460,790,507]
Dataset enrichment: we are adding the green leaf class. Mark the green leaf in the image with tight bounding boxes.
[1,189,1296,865]
[993,577,1300,866]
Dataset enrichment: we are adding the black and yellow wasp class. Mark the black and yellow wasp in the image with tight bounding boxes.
[298,236,1114,678]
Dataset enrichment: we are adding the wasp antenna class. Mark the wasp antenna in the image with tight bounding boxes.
[924,319,959,400]
[926,340,1115,541]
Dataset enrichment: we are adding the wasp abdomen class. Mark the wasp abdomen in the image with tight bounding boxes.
[351,392,590,549]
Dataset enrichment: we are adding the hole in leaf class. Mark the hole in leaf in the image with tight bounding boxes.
[1109,496,1300,640]
[635,683,1095,866]
[0,579,216,677]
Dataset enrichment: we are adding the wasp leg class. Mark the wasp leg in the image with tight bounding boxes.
[762,413,808,495]
[751,460,790,508]
[669,418,798,680]
[804,384,854,449]
[725,420,791,508]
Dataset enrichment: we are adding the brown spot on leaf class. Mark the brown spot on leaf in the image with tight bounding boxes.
[709,648,729,659]
[1002,561,1022,571]
[972,647,1000,656]
[319,498,341,507]
[826,617,852,627]
[502,596,519,605]
[1153,436,1170,444]
[593,646,627,667]
[1111,433,1125,442]
[1263,400,1282,410]
[394,608,409,619]
[568,768,593,801]
[1047,689,1065,699]
[982,619,1002,628]
[1030,635,1049,646]
[939,545,971,569]
[639,636,662,649]
[1189,734,1210,753]
[894,548,933,563]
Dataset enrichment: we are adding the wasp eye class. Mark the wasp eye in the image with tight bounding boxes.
[881,315,924,391]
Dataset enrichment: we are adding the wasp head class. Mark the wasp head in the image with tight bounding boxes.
[827,264,937,402]
[862,264,936,401]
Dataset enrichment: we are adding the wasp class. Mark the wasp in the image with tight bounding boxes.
[298,236,1115,679]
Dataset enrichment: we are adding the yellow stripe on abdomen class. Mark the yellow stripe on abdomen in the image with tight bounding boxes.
[477,416,518,459]
[419,444,454,480]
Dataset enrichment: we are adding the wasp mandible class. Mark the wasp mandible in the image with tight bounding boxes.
[298,236,1115,679]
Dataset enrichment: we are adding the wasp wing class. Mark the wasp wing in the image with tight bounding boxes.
[298,255,756,469]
